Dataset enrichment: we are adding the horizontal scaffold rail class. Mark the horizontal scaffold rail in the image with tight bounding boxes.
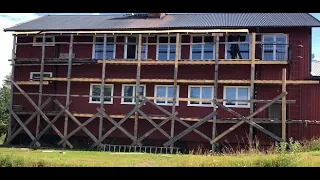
[13,111,320,124]
[34,77,319,85]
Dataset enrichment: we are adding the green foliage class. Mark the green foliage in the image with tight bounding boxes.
[0,74,10,136]
[301,138,320,152]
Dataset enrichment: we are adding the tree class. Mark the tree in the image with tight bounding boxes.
[0,74,10,136]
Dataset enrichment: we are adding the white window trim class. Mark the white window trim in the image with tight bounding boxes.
[92,35,117,60]
[33,36,55,46]
[223,86,250,108]
[189,35,215,60]
[124,35,138,59]
[89,83,114,104]
[224,34,252,60]
[154,85,179,106]
[29,72,53,81]
[156,35,181,60]
[187,85,216,107]
[262,34,289,61]
[121,84,147,105]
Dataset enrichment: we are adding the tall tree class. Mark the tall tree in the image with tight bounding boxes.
[0,74,10,136]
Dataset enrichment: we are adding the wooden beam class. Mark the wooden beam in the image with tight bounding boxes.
[36,34,46,137]
[99,34,107,148]
[212,34,219,152]
[249,32,256,147]
[63,33,74,149]
[6,35,17,145]
[16,81,49,85]
[134,34,142,144]
[170,33,180,152]
[282,68,287,141]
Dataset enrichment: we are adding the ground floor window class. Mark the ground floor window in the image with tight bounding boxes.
[223,86,250,108]
[121,84,146,104]
[154,85,179,105]
[188,85,214,106]
[89,84,114,104]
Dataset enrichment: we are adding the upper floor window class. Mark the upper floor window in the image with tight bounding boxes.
[29,72,52,81]
[93,36,116,60]
[190,35,215,60]
[188,85,214,107]
[124,36,149,60]
[225,35,251,60]
[154,85,179,106]
[223,86,250,108]
[262,34,288,61]
[121,84,146,104]
[89,84,114,104]
[157,36,176,61]
[33,36,55,46]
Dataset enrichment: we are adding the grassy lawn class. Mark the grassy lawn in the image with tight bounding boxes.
[0,147,320,167]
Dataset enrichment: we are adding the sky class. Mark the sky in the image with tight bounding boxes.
[0,13,320,85]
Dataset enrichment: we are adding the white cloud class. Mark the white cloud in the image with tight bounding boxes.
[0,13,40,86]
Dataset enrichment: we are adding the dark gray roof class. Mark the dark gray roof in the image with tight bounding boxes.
[4,13,320,32]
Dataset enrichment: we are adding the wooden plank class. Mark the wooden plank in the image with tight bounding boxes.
[16,81,49,85]
[36,34,46,137]
[63,33,74,148]
[212,34,219,151]
[170,33,180,152]
[6,35,17,145]
[163,112,216,147]
[97,108,136,142]
[11,80,73,148]
[7,106,41,147]
[99,34,107,147]
[134,34,143,143]
[282,68,287,140]
[58,113,100,146]
[10,98,52,141]
[30,100,72,146]
[90,100,146,148]
[54,100,99,146]
[249,32,256,147]
[210,92,287,144]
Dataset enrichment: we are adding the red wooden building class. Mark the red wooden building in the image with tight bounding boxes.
[3,13,320,153]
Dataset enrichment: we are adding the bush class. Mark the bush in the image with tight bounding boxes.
[301,138,320,152]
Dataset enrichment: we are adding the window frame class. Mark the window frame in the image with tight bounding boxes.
[92,35,117,60]
[33,36,55,46]
[123,35,149,60]
[121,84,147,105]
[187,85,215,107]
[156,35,181,61]
[29,72,53,81]
[223,86,250,108]
[262,34,289,61]
[89,83,114,104]
[154,85,179,106]
[189,35,215,60]
[224,34,252,60]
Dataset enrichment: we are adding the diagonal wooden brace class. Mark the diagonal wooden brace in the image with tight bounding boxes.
[57,113,100,146]
[97,108,136,142]
[137,109,171,139]
[55,100,99,146]
[29,100,72,146]
[7,105,41,147]
[163,111,216,147]
[210,92,287,144]
[132,112,177,146]
[143,97,212,142]
[90,99,146,148]
[9,97,52,142]
[11,80,73,148]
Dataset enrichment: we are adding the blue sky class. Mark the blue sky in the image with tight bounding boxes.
[0,13,319,84]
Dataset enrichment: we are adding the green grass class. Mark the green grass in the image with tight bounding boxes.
[0,147,320,167]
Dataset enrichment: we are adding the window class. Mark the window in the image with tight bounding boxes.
[93,36,116,60]
[190,36,215,60]
[89,84,114,104]
[121,84,146,104]
[125,36,138,59]
[154,85,179,105]
[223,86,250,108]
[142,36,148,60]
[262,34,288,61]
[188,86,214,106]
[33,36,55,46]
[157,36,176,61]
[225,35,251,60]
[29,72,52,81]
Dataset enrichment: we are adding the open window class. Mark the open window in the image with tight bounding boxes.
[225,34,251,60]
[29,72,52,81]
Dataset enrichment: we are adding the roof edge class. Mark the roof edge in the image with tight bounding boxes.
[3,15,48,32]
